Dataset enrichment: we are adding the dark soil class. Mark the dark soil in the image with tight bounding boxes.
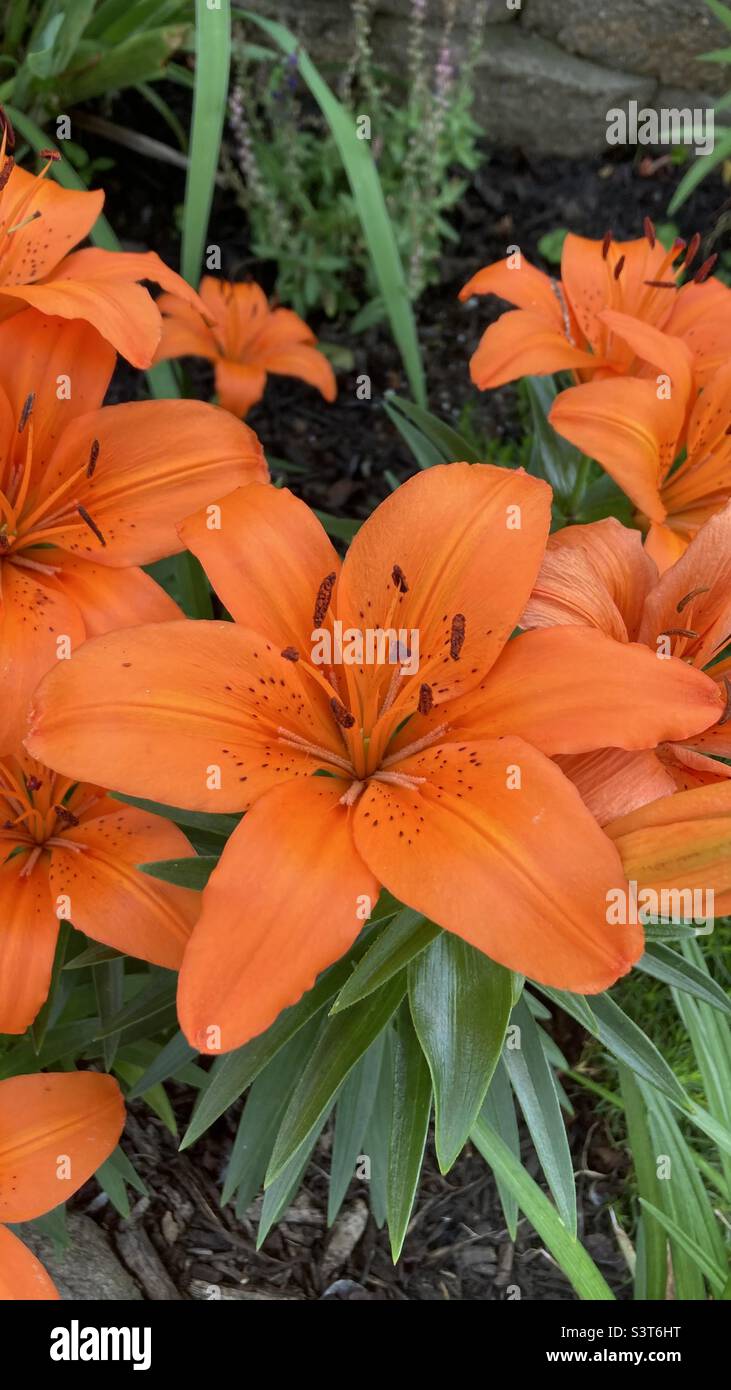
[60,92,730,1300]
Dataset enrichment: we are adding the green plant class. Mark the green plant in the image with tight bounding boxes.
[667,0,731,213]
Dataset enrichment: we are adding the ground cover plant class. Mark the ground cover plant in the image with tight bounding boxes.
[0,0,730,1316]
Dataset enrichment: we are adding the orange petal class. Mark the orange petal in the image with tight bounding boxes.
[35,399,267,566]
[666,278,731,385]
[45,554,181,637]
[199,278,269,352]
[0,279,165,371]
[460,255,563,321]
[606,781,731,916]
[446,627,724,754]
[637,501,731,670]
[0,166,103,285]
[556,748,677,826]
[178,776,378,1053]
[561,235,667,356]
[523,517,657,640]
[0,310,114,466]
[550,377,672,522]
[27,620,342,812]
[353,737,642,993]
[214,358,267,417]
[644,520,689,572]
[337,463,552,719]
[0,853,56,1035]
[0,1071,124,1222]
[178,483,341,650]
[0,563,86,751]
[659,743,731,791]
[468,309,595,390]
[154,291,218,362]
[0,1224,59,1300]
[255,341,336,402]
[50,804,198,970]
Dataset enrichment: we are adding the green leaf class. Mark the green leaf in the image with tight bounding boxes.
[114,1060,177,1136]
[503,997,577,1235]
[181,0,230,285]
[111,792,239,839]
[180,928,378,1148]
[93,958,125,1070]
[408,934,512,1172]
[139,855,217,889]
[63,942,126,971]
[315,510,362,542]
[266,973,406,1185]
[257,1102,335,1248]
[362,1038,392,1228]
[382,393,481,467]
[667,126,731,213]
[471,1118,615,1300]
[481,1060,520,1240]
[93,972,176,1040]
[240,10,426,406]
[639,1200,727,1295]
[328,1034,385,1225]
[387,1005,431,1261]
[618,1065,667,1300]
[331,909,440,1013]
[126,1030,197,1098]
[525,375,586,500]
[96,1145,148,1219]
[637,942,731,1017]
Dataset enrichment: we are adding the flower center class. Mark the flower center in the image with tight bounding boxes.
[0,758,98,875]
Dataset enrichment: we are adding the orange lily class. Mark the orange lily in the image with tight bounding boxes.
[522,509,731,827]
[549,312,731,570]
[0,116,207,368]
[460,223,731,391]
[0,1070,123,1299]
[0,747,199,1034]
[0,307,267,749]
[25,466,725,1053]
[154,277,337,419]
[606,781,731,916]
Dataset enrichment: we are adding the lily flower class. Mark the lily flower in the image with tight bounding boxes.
[25,465,724,1053]
[522,508,731,826]
[549,312,731,569]
[0,307,267,749]
[0,1070,123,1299]
[0,114,207,368]
[0,748,199,1034]
[153,277,337,419]
[607,781,731,916]
[460,221,731,392]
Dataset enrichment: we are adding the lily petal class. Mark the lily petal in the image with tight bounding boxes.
[0,1224,59,1300]
[0,852,56,1035]
[523,518,657,640]
[606,781,731,915]
[468,308,595,390]
[0,563,86,751]
[556,748,677,826]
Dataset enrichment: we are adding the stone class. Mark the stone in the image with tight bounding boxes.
[523,0,730,95]
[16,1212,143,1301]
[473,28,658,157]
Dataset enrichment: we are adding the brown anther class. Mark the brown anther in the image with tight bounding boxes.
[0,533,10,552]
[613,255,625,281]
[643,279,677,289]
[718,676,731,726]
[25,775,42,792]
[643,216,656,248]
[86,438,100,478]
[18,392,34,434]
[450,613,466,661]
[672,237,687,259]
[601,230,613,260]
[281,646,300,662]
[683,231,701,273]
[39,148,61,162]
[660,627,699,639]
[54,804,79,827]
[77,506,106,547]
[0,108,15,151]
[0,156,14,193]
[694,254,718,285]
[676,586,710,613]
[392,563,409,593]
[417,683,433,715]
[330,696,355,729]
[313,571,336,627]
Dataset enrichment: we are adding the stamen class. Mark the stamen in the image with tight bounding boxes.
[392,564,409,593]
[643,279,677,289]
[694,254,718,285]
[18,392,34,434]
[313,571,336,626]
[370,770,426,791]
[46,837,85,852]
[0,156,13,194]
[86,438,100,478]
[77,505,106,546]
[380,723,448,768]
[718,676,731,726]
[330,696,356,729]
[53,804,79,827]
[683,232,701,273]
[676,586,710,613]
[643,216,656,248]
[450,613,466,660]
[276,727,354,775]
[601,230,612,260]
[417,683,433,715]
[19,844,42,878]
[281,646,300,662]
[613,255,625,281]
[7,208,41,235]
[38,148,61,162]
[25,775,42,792]
[660,627,698,639]
[339,780,365,807]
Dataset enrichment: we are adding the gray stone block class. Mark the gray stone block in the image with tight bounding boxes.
[16,1213,143,1301]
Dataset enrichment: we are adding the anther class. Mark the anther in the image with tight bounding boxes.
[0,157,13,193]
[25,775,42,792]
[417,683,433,715]
[39,148,61,162]
[77,506,106,546]
[613,255,625,281]
[693,254,718,285]
[601,230,612,260]
[683,232,701,273]
[644,280,677,289]
[643,216,656,248]
[676,586,709,613]
[18,392,34,434]
[719,676,731,726]
[281,646,300,662]
[450,614,466,660]
[330,696,355,729]
[86,439,100,478]
[54,804,79,827]
[392,564,409,593]
[660,627,699,639]
[313,571,336,626]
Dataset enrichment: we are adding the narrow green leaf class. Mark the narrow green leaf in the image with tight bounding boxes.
[328,1034,385,1225]
[362,1037,392,1228]
[93,973,176,1040]
[63,942,126,971]
[387,1005,431,1261]
[637,942,731,1016]
[481,1060,520,1240]
[127,1029,197,1098]
[181,0,231,285]
[331,908,439,1013]
[504,997,577,1236]
[93,957,125,1070]
[112,792,239,838]
[96,1145,148,1219]
[471,1118,615,1301]
[617,1065,667,1300]
[266,974,406,1184]
[409,934,512,1172]
[639,1200,727,1295]
[139,855,217,889]
[383,393,482,464]
[257,1102,335,1248]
